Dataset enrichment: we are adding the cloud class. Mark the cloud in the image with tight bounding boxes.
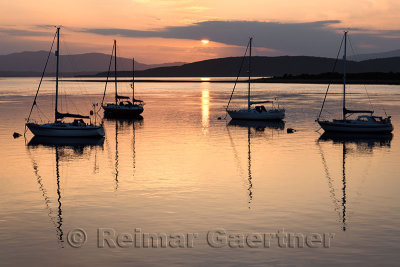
[82,20,400,57]
[2,20,400,60]
[0,27,50,36]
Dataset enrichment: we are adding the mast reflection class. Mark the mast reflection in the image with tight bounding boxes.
[317,132,393,231]
[227,120,285,208]
[104,116,143,190]
[27,136,104,247]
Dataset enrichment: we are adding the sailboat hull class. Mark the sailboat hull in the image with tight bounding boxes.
[26,123,105,137]
[318,120,393,133]
[228,109,285,120]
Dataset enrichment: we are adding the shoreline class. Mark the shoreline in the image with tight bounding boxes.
[60,78,400,85]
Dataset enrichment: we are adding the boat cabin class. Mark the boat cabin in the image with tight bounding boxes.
[72,119,86,126]
[356,115,391,124]
[255,106,267,112]
[119,99,144,106]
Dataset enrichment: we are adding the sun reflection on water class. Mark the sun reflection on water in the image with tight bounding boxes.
[201,83,210,133]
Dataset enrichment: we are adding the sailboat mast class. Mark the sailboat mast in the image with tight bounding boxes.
[343,31,347,120]
[248,37,252,111]
[132,57,135,100]
[54,27,60,122]
[114,40,117,104]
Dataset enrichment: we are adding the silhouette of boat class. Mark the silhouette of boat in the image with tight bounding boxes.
[226,37,285,121]
[101,40,144,118]
[316,32,393,133]
[25,27,104,137]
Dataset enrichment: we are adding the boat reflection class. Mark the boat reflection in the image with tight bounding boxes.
[104,116,143,190]
[28,136,104,150]
[228,120,285,131]
[319,132,393,151]
[227,120,285,208]
[27,136,104,247]
[317,132,393,231]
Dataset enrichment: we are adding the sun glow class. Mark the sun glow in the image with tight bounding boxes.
[201,39,209,44]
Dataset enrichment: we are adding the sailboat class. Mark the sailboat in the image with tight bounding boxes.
[316,31,393,133]
[102,40,144,118]
[25,27,105,137]
[226,37,285,121]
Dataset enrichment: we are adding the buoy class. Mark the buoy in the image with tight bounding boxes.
[13,132,22,138]
[287,128,296,133]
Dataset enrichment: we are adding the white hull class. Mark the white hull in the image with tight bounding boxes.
[227,109,285,120]
[26,123,105,137]
[318,120,393,133]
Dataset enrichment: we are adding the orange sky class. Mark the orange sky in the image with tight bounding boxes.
[1,0,400,63]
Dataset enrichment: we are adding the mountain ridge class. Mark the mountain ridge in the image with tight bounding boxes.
[93,55,400,77]
[348,49,400,61]
[3,50,400,77]
[0,51,185,76]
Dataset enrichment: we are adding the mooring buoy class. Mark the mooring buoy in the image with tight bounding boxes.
[13,132,22,138]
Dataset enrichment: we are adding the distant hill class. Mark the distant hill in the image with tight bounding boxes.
[3,50,400,78]
[256,72,400,85]
[94,56,400,77]
[0,51,185,76]
[348,49,400,61]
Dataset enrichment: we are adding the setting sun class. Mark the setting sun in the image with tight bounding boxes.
[201,39,209,44]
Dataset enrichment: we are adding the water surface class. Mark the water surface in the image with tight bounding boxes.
[0,78,399,266]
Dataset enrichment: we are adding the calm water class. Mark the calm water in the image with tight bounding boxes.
[0,77,399,266]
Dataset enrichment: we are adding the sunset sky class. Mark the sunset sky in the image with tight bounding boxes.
[1,0,400,63]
